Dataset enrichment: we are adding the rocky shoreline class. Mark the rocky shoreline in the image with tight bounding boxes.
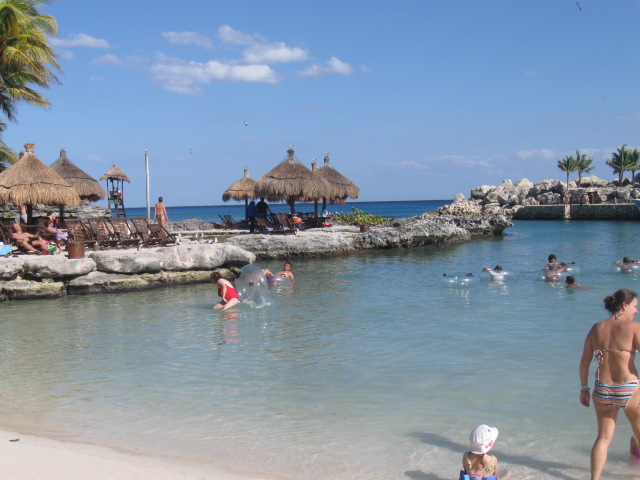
[437,175,640,218]
[0,213,511,301]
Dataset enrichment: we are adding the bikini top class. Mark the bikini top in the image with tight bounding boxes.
[463,452,495,475]
[593,348,637,381]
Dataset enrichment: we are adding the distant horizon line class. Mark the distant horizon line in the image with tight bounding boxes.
[120,199,453,209]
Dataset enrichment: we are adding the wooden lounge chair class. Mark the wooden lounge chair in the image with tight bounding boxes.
[86,217,120,249]
[130,217,164,247]
[218,214,240,229]
[147,222,178,246]
[270,212,299,234]
[106,218,140,248]
[62,218,98,250]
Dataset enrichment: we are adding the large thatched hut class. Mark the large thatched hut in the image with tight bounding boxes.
[255,146,331,214]
[315,153,360,211]
[222,167,257,219]
[51,148,105,202]
[0,143,81,222]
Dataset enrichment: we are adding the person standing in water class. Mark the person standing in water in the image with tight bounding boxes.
[154,197,169,227]
[579,289,640,479]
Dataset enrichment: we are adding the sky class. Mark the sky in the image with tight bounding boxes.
[4,0,640,207]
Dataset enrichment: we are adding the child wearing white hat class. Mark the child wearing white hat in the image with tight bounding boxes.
[460,424,500,480]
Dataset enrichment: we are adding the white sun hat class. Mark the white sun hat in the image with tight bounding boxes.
[469,425,499,454]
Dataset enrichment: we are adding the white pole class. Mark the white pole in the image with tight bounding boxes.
[145,150,150,221]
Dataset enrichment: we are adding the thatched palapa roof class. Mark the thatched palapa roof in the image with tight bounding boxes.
[222,168,257,202]
[100,164,131,182]
[51,148,106,202]
[317,153,360,201]
[0,143,81,207]
[255,147,332,208]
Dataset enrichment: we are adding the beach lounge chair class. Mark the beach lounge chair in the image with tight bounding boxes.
[147,222,178,246]
[62,218,98,250]
[86,217,120,249]
[270,212,299,234]
[218,215,240,229]
[130,217,164,247]
[106,218,140,248]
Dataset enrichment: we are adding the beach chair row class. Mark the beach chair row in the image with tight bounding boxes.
[62,217,177,250]
[254,212,306,234]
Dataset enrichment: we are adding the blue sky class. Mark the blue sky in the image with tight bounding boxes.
[4,0,640,207]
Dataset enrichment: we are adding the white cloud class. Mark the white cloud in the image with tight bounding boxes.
[360,65,372,73]
[162,31,214,50]
[50,33,111,48]
[515,149,557,160]
[217,25,309,64]
[89,76,106,82]
[298,57,354,78]
[151,54,279,95]
[524,70,539,77]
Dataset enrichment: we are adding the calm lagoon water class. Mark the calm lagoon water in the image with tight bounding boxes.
[3,219,640,479]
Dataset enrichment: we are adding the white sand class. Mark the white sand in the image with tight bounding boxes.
[0,429,266,480]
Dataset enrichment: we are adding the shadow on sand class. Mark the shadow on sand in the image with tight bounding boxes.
[406,431,587,480]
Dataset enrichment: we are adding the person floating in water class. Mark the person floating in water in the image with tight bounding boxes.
[210,271,240,310]
[483,265,505,281]
[543,254,574,282]
[460,424,503,480]
[615,256,640,273]
[263,261,295,282]
[565,275,587,289]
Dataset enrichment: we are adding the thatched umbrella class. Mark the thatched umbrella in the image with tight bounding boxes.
[100,164,130,216]
[51,148,106,202]
[255,146,331,214]
[222,167,257,219]
[316,153,360,211]
[0,143,81,223]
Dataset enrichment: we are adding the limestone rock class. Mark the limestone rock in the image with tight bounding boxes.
[2,279,66,299]
[89,244,255,273]
[67,271,152,295]
[0,257,25,280]
[452,193,466,203]
[22,256,96,279]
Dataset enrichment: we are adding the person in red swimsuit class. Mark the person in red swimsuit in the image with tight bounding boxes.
[211,271,240,310]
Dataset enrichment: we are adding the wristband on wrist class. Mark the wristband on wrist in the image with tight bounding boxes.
[581,385,590,392]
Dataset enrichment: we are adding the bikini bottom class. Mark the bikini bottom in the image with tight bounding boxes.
[594,380,640,408]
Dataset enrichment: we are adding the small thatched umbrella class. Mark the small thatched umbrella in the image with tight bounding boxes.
[316,153,360,211]
[51,148,106,202]
[255,146,331,214]
[100,164,131,217]
[222,167,257,219]
[0,143,81,223]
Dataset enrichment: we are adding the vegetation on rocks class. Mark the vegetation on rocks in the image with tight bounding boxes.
[332,207,390,226]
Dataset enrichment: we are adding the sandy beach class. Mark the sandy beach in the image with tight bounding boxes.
[0,429,265,480]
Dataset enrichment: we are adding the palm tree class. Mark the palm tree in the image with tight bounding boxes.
[630,148,640,186]
[0,0,61,160]
[557,155,578,192]
[574,150,595,187]
[606,145,636,185]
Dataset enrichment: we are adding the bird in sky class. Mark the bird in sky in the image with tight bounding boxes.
[576,2,582,11]
[189,148,192,154]
[243,121,248,126]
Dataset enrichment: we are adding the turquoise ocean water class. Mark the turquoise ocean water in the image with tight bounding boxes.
[3,204,640,479]
[123,199,451,223]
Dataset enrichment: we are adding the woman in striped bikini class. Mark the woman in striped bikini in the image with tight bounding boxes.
[579,289,640,480]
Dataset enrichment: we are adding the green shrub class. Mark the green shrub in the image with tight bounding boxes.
[333,207,390,226]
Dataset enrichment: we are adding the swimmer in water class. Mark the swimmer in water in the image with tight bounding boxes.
[483,265,505,281]
[615,256,640,273]
[210,271,240,310]
[265,261,295,282]
[543,254,574,282]
[565,275,587,289]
